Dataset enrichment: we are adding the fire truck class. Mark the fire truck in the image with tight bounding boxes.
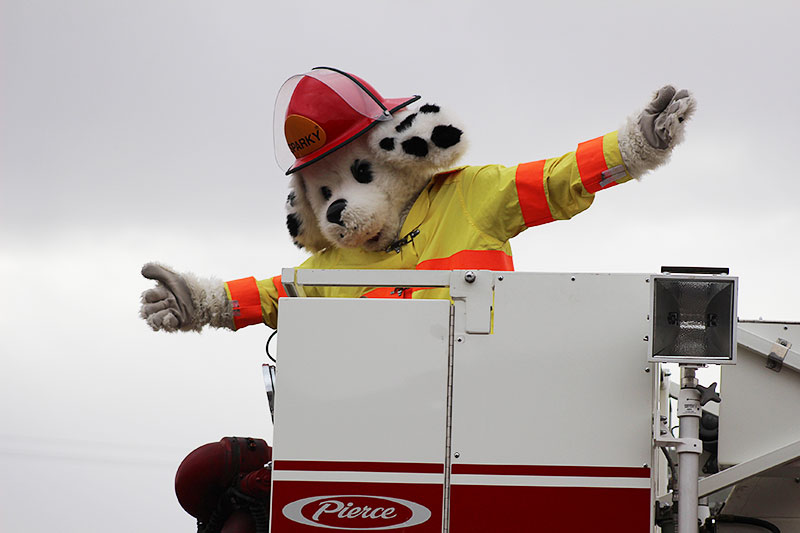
[192,267,800,533]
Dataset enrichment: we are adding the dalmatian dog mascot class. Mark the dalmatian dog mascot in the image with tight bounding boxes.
[141,67,695,532]
[141,66,694,334]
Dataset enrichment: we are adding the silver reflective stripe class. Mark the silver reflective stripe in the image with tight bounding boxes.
[599,164,627,187]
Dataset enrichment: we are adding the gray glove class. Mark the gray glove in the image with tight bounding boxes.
[638,85,694,149]
[140,263,196,332]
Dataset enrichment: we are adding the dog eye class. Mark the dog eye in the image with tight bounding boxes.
[350,159,373,184]
[320,186,332,201]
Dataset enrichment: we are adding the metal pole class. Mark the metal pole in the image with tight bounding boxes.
[677,366,702,533]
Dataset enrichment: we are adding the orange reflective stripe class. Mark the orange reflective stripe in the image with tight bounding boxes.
[515,160,553,227]
[416,249,514,271]
[227,277,262,330]
[271,275,288,299]
[576,136,609,194]
[363,251,513,299]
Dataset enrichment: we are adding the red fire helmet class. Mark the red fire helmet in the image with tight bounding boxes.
[274,67,420,175]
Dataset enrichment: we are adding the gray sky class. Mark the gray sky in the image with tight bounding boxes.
[2,1,799,531]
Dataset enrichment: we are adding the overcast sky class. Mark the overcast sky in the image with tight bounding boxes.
[2,1,799,531]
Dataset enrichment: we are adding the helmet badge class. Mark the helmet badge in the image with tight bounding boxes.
[285,114,327,159]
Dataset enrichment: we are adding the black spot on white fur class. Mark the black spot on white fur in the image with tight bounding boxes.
[320,186,332,201]
[350,159,374,184]
[379,137,395,151]
[378,105,461,159]
[286,213,300,238]
[287,191,296,207]
[395,113,417,133]
[431,125,462,149]
[401,137,429,157]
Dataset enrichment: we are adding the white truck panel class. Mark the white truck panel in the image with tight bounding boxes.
[273,297,451,464]
[720,322,800,466]
[450,272,654,467]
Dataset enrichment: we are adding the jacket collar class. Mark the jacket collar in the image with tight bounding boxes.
[398,166,467,237]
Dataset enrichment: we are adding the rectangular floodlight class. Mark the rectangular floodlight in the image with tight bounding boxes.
[649,273,738,364]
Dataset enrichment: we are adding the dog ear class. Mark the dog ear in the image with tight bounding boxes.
[368,103,468,174]
[285,174,330,253]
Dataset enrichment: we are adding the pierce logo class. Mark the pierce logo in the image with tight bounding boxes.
[282,494,432,530]
[285,114,326,159]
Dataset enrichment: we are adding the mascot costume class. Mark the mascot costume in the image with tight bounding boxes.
[140,67,695,532]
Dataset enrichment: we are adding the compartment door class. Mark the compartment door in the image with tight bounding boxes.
[272,297,451,533]
[449,273,653,532]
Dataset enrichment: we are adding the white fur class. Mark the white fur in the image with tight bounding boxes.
[618,113,672,178]
[368,105,468,173]
[182,271,234,331]
[287,173,330,252]
[297,139,422,252]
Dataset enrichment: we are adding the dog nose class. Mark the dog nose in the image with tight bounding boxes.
[326,199,347,226]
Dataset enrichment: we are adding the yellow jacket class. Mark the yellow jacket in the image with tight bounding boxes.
[226,132,632,329]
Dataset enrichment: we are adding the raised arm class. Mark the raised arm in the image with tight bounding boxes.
[461,85,695,242]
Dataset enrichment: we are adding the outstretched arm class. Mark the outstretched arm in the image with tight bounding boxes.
[462,85,695,241]
[140,264,286,332]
